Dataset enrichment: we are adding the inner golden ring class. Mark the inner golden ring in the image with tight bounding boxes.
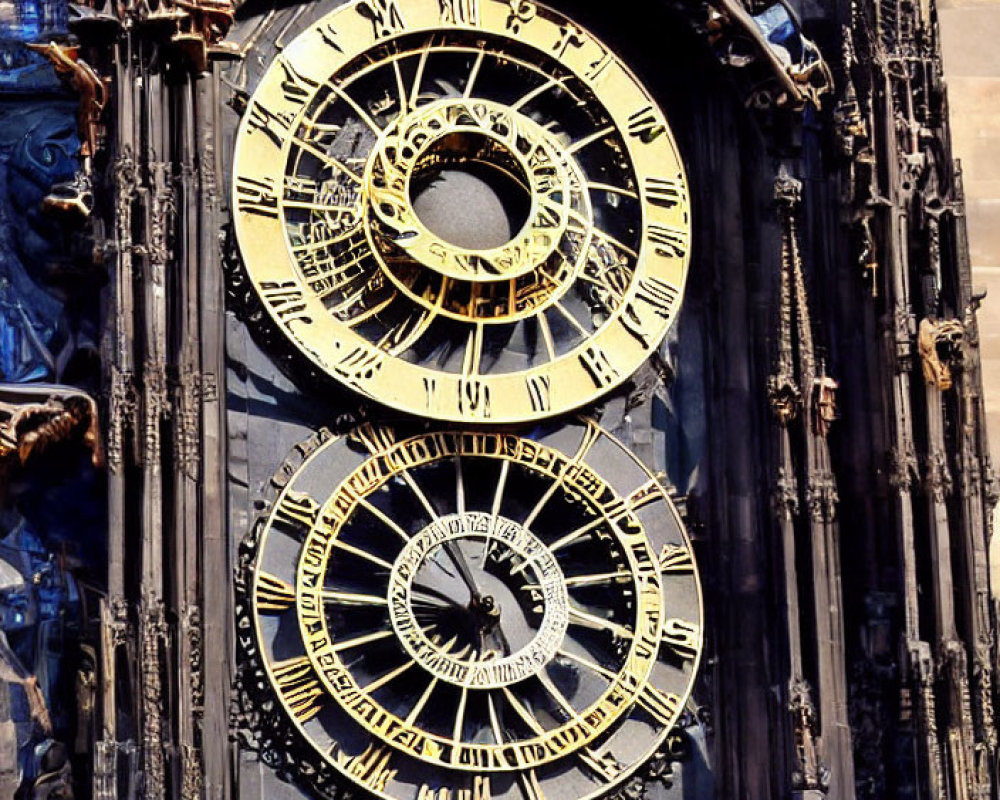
[365,98,573,282]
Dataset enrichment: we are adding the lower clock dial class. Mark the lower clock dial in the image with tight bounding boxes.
[240,420,702,800]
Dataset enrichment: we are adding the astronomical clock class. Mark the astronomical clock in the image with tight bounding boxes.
[224,2,702,799]
[5,0,995,796]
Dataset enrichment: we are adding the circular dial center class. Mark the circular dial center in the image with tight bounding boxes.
[389,512,568,689]
[409,131,532,251]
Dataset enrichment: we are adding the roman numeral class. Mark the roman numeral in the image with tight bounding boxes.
[648,224,688,259]
[458,377,492,419]
[659,543,694,573]
[259,280,313,329]
[255,572,295,612]
[644,176,686,208]
[235,175,278,219]
[579,345,620,388]
[636,684,682,725]
[526,374,551,413]
[333,346,384,383]
[272,657,324,722]
[630,276,679,325]
[273,490,320,530]
[423,376,438,410]
[278,58,319,106]
[246,101,295,147]
[352,423,397,454]
[357,0,406,39]
[439,0,479,25]
[661,618,700,660]
[319,23,343,52]
[333,743,397,792]
[626,105,665,143]
[419,777,491,800]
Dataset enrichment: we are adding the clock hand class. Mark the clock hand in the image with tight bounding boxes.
[441,539,485,606]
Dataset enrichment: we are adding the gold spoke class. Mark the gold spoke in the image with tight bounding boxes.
[501,687,546,734]
[487,692,505,745]
[326,80,382,133]
[491,459,509,519]
[535,670,578,719]
[512,76,562,111]
[482,459,510,561]
[406,677,439,725]
[589,225,639,260]
[393,58,408,114]
[551,301,589,337]
[519,426,599,533]
[455,455,466,516]
[568,605,634,641]
[566,124,615,155]
[464,49,486,97]
[556,648,617,681]
[564,571,631,588]
[322,589,389,606]
[358,497,410,542]
[330,539,394,571]
[537,313,557,361]
[452,686,468,744]
[364,660,415,694]
[402,471,441,521]
[332,628,394,652]
[291,136,363,184]
[547,517,603,553]
[410,40,432,108]
[588,181,638,200]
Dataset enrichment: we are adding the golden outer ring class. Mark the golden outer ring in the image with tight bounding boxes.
[249,420,704,800]
[295,430,662,772]
[231,0,691,423]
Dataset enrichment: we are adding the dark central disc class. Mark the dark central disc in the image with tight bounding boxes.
[409,132,532,250]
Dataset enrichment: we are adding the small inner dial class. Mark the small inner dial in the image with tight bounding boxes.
[245,421,703,800]
[389,512,569,689]
[231,0,691,423]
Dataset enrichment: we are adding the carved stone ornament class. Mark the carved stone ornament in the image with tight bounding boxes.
[918,317,965,391]
[704,0,833,110]
[0,384,102,469]
[788,679,828,792]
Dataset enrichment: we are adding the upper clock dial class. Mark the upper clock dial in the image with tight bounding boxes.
[243,420,703,800]
[231,0,691,422]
